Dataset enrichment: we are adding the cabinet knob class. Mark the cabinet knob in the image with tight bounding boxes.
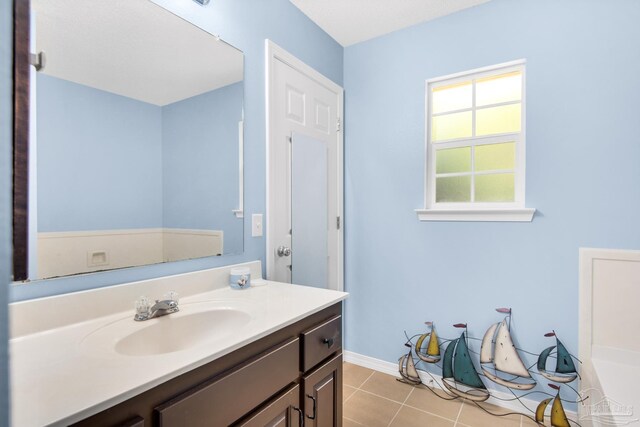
[322,337,335,348]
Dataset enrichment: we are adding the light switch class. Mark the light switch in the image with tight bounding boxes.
[252,214,263,237]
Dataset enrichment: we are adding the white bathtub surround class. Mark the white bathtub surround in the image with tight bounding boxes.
[36,228,223,278]
[10,261,348,426]
[579,248,640,427]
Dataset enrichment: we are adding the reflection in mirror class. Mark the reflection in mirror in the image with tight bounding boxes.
[28,0,244,280]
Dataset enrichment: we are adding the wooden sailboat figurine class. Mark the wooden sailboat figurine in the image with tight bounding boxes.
[535,384,571,427]
[415,322,441,363]
[398,344,422,385]
[480,308,536,390]
[442,324,490,402]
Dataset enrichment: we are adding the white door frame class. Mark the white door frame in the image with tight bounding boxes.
[265,40,344,291]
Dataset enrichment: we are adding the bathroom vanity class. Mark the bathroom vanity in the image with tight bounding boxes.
[9,262,347,426]
[76,305,342,427]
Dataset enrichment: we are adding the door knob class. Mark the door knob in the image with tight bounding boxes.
[277,246,291,257]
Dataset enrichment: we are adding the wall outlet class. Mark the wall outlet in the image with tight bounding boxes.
[252,214,263,237]
[87,250,109,267]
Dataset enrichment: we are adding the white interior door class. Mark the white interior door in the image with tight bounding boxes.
[291,132,327,288]
[266,41,343,291]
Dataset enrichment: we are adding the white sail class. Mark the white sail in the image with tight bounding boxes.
[480,323,498,363]
[406,354,420,379]
[493,320,531,378]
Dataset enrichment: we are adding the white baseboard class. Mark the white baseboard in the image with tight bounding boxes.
[344,350,578,421]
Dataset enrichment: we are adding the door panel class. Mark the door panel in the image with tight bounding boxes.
[303,353,342,427]
[269,51,342,290]
[291,133,328,288]
[236,384,301,427]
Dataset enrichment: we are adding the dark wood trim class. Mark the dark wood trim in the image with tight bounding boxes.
[13,0,30,281]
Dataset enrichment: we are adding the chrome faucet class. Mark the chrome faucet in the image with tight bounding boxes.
[134,292,179,321]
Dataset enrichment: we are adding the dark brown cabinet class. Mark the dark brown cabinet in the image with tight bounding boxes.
[303,354,342,427]
[236,384,301,427]
[72,303,342,427]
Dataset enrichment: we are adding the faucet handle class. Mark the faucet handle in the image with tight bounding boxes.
[135,296,152,316]
[164,290,179,303]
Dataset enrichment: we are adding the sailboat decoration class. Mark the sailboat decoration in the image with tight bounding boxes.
[535,384,571,427]
[398,344,422,385]
[415,322,441,363]
[442,323,490,402]
[537,331,578,383]
[480,308,537,390]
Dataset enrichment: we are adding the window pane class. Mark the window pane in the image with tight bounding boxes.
[432,82,472,114]
[436,176,471,202]
[475,142,515,171]
[476,103,521,136]
[475,173,515,202]
[476,71,522,107]
[436,147,471,174]
[432,111,472,141]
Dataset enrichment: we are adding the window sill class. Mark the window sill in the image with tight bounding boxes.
[415,208,536,222]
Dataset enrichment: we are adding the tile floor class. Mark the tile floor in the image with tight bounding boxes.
[343,362,537,427]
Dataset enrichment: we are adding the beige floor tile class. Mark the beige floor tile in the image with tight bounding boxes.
[521,414,541,426]
[343,362,374,388]
[343,417,367,427]
[457,402,522,427]
[344,385,358,402]
[403,385,462,421]
[360,372,413,403]
[343,390,402,427]
[389,406,455,427]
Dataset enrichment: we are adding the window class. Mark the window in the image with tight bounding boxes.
[417,60,535,222]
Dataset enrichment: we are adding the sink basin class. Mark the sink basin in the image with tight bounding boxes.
[82,302,253,357]
[116,308,251,356]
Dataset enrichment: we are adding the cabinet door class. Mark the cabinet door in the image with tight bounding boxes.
[236,384,301,427]
[156,338,300,427]
[303,353,342,427]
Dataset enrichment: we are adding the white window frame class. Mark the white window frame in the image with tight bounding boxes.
[416,59,535,222]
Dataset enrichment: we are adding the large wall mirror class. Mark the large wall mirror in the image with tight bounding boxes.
[13,0,244,281]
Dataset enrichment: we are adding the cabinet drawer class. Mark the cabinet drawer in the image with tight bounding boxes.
[301,315,341,372]
[156,338,300,427]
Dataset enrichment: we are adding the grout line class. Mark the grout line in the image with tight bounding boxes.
[343,368,375,405]
[386,387,414,427]
[401,402,459,423]
[453,402,465,426]
[343,386,358,405]
[343,416,368,426]
[354,387,407,405]
[358,370,376,389]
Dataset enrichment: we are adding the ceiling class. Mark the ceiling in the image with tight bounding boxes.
[32,0,243,106]
[289,0,491,47]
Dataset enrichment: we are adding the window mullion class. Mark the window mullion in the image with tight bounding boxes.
[471,80,477,202]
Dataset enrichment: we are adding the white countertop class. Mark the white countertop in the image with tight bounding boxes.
[10,280,347,426]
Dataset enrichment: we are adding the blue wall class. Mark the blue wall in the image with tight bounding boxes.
[10,0,343,301]
[37,74,163,232]
[162,82,244,254]
[0,0,11,422]
[37,75,244,254]
[343,0,640,398]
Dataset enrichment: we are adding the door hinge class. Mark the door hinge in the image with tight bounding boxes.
[337,118,342,132]
[336,216,341,230]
